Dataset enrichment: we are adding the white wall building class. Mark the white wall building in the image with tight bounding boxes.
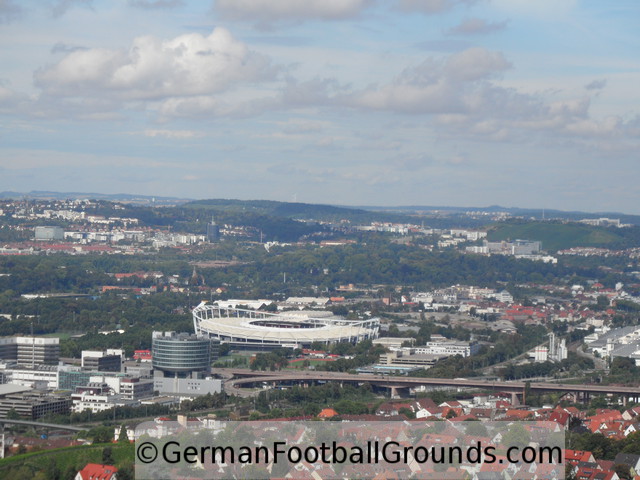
[71,391,138,413]
[495,290,513,303]
[2,365,60,389]
[412,336,480,357]
[152,376,222,398]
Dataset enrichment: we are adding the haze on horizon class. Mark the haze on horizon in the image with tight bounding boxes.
[1,1,639,213]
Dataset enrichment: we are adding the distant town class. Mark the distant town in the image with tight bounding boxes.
[2,195,640,478]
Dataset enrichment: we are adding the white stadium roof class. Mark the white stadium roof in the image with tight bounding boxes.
[192,302,379,348]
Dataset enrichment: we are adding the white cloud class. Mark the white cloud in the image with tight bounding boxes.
[35,28,277,101]
[0,83,29,113]
[447,18,508,35]
[347,48,512,114]
[281,77,343,107]
[214,0,373,24]
[432,90,640,155]
[490,0,577,19]
[0,148,170,170]
[389,152,433,170]
[585,79,607,91]
[142,129,203,139]
[212,0,482,28]
[443,47,511,81]
[155,94,278,119]
[0,84,14,102]
[564,116,621,137]
[128,0,184,9]
[277,119,330,134]
[51,42,88,54]
[448,154,468,165]
[49,0,94,18]
[395,0,477,14]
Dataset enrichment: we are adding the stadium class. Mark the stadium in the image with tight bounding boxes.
[192,302,380,349]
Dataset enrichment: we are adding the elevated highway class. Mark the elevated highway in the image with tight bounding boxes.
[0,419,87,459]
[217,368,640,402]
[0,419,86,431]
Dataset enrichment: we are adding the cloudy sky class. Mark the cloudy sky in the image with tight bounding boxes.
[1,1,639,213]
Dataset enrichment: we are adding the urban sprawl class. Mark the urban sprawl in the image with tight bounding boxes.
[1,197,640,479]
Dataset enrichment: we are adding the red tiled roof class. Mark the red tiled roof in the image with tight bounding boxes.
[565,449,595,464]
[504,409,533,420]
[77,463,118,480]
[318,408,338,418]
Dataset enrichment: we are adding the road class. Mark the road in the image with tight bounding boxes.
[217,368,640,399]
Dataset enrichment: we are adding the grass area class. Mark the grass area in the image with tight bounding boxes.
[0,442,134,478]
[213,353,251,368]
[487,222,622,251]
[219,354,250,362]
[285,358,335,369]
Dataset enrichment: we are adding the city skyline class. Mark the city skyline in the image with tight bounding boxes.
[1,1,639,213]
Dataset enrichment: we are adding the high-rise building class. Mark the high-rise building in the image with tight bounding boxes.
[151,331,221,397]
[152,331,212,377]
[0,336,60,367]
[206,217,220,243]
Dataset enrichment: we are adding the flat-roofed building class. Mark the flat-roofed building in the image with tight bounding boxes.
[34,226,64,241]
[373,337,414,349]
[152,376,222,398]
[413,335,480,357]
[81,350,122,372]
[378,351,442,369]
[0,336,60,367]
[2,364,60,389]
[71,383,138,414]
[58,368,94,391]
[118,377,154,401]
[0,384,32,397]
[0,391,71,419]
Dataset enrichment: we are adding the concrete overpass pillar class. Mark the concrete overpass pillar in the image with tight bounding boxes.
[510,392,520,406]
[577,391,590,404]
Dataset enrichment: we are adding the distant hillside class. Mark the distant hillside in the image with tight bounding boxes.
[3,191,640,225]
[487,221,640,251]
[184,199,412,223]
[362,205,640,226]
[0,190,191,206]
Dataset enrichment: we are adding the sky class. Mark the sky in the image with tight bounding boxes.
[0,1,639,213]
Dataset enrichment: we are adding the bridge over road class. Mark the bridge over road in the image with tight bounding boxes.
[217,368,640,403]
[0,418,87,459]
